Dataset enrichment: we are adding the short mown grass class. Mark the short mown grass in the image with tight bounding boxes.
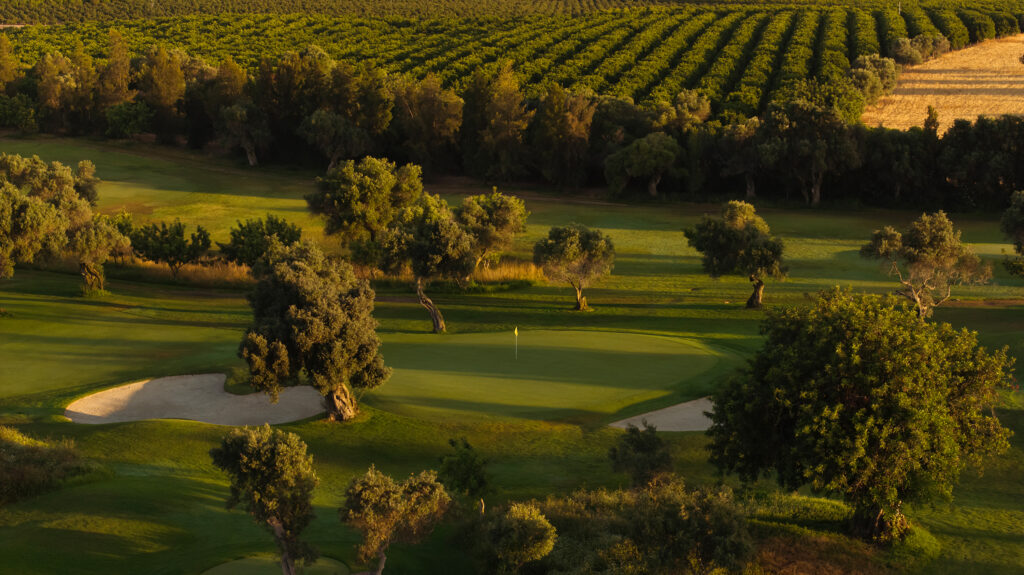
[0,136,1022,574]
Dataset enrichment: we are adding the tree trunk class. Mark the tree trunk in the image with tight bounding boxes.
[851,504,908,542]
[744,172,756,199]
[810,171,823,206]
[79,262,104,292]
[353,551,388,575]
[243,144,259,167]
[647,173,662,197]
[268,518,297,575]
[326,385,359,421]
[573,285,588,311]
[416,277,446,333]
[746,276,765,309]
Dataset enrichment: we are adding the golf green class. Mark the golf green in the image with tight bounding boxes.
[368,330,724,422]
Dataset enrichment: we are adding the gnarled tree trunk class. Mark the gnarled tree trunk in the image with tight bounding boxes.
[325,385,358,421]
[243,143,259,167]
[745,173,756,199]
[416,277,446,333]
[746,276,765,309]
[79,262,105,292]
[353,551,388,575]
[573,284,588,311]
[851,504,908,542]
[268,517,297,575]
[647,173,662,197]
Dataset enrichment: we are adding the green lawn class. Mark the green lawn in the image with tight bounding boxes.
[0,136,1023,574]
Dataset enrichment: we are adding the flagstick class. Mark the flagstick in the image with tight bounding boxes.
[515,327,518,360]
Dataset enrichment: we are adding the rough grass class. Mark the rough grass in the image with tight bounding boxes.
[861,34,1024,133]
[0,136,1023,574]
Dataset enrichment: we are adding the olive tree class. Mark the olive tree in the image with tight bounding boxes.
[380,193,475,333]
[455,189,528,270]
[604,131,682,197]
[861,211,990,318]
[341,466,450,575]
[131,220,211,277]
[306,156,423,267]
[0,182,67,279]
[684,201,785,308]
[210,425,319,575]
[69,213,130,292]
[439,438,490,513]
[533,224,614,310]
[241,241,391,421]
[708,289,1014,541]
[219,214,302,268]
[1000,190,1024,277]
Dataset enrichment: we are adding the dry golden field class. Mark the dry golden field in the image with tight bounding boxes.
[861,34,1024,132]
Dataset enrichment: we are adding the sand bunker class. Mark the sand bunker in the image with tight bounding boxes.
[65,374,324,425]
[610,397,713,432]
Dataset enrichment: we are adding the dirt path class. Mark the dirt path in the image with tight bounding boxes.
[862,34,1024,132]
[65,374,324,425]
[609,397,713,432]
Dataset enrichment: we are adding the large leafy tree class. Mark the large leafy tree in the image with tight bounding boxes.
[241,241,390,421]
[533,224,614,310]
[861,211,990,318]
[380,193,475,333]
[389,73,463,172]
[477,61,534,181]
[532,84,596,189]
[210,425,318,575]
[306,156,423,266]
[70,213,130,292]
[708,289,1014,541]
[130,220,211,277]
[455,189,528,271]
[0,182,67,278]
[341,466,450,575]
[1000,190,1024,277]
[684,201,785,308]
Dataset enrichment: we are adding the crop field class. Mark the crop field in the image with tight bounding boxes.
[0,137,1023,574]
[7,2,1024,113]
[862,33,1024,132]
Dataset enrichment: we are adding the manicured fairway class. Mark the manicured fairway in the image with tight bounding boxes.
[372,330,726,422]
[202,555,348,574]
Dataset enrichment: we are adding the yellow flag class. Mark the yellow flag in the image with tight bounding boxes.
[514,326,518,336]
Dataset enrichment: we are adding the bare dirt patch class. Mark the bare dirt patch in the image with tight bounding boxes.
[609,397,713,432]
[861,34,1024,132]
[65,374,324,425]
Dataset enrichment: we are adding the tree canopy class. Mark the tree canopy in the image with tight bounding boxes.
[219,214,302,268]
[861,211,990,318]
[1000,190,1024,277]
[241,240,390,421]
[455,189,528,271]
[684,200,785,308]
[708,288,1014,541]
[209,424,319,575]
[341,466,450,575]
[608,421,673,487]
[533,224,615,310]
[130,220,211,277]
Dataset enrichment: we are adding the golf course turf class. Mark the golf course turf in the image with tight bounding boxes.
[0,136,1023,574]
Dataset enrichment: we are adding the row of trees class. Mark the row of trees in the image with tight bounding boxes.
[5,29,1024,209]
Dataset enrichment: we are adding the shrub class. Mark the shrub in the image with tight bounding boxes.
[0,426,90,505]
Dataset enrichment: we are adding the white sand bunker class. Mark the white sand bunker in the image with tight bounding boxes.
[65,374,324,425]
[610,397,713,432]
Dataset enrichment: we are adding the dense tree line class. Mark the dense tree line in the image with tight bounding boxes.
[2,12,1024,210]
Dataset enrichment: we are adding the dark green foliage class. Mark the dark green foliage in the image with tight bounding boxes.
[218,214,301,268]
[708,289,1015,541]
[0,182,66,278]
[0,425,89,507]
[439,438,490,503]
[104,101,152,138]
[242,240,390,420]
[1000,190,1024,277]
[531,478,751,574]
[341,466,450,574]
[130,220,211,277]
[0,93,37,133]
[533,223,614,310]
[480,503,557,574]
[604,131,682,197]
[532,84,597,189]
[861,211,990,318]
[209,424,319,575]
[684,200,784,308]
[608,421,672,487]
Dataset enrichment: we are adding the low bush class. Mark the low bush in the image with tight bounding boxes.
[0,426,90,505]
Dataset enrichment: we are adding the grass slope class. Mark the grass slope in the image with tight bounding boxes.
[0,136,1022,574]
